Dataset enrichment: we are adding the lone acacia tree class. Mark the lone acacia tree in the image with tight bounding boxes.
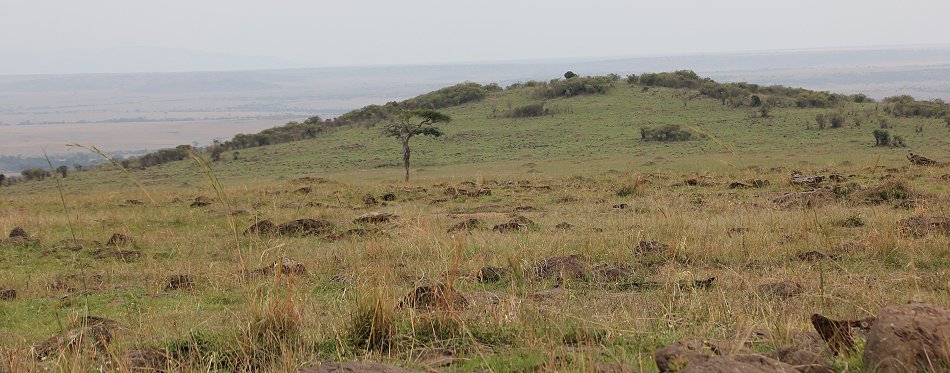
[385,109,451,182]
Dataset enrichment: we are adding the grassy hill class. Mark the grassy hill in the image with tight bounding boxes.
[1,73,949,372]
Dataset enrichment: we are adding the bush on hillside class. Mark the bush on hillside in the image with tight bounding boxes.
[535,76,613,98]
[640,124,694,142]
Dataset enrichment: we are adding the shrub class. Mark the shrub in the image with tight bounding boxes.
[535,76,613,98]
[402,82,493,110]
[891,135,906,147]
[829,112,846,128]
[20,168,50,181]
[816,114,827,130]
[640,124,693,141]
[505,102,546,118]
[638,70,705,89]
[873,129,891,146]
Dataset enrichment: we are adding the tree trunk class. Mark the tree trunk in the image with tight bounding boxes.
[402,137,411,182]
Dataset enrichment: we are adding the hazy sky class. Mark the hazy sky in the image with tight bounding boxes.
[2,0,949,71]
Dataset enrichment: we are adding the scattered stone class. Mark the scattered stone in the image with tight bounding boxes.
[864,302,950,372]
[811,313,874,356]
[534,255,587,281]
[354,212,397,224]
[296,362,420,373]
[398,283,468,311]
[278,218,334,236]
[477,266,509,283]
[32,316,117,360]
[243,220,279,236]
[125,348,172,372]
[447,218,481,233]
[164,275,195,291]
[759,281,804,299]
[767,345,833,373]
[381,192,397,201]
[555,222,573,230]
[898,216,950,237]
[637,240,670,254]
[107,233,133,247]
[0,288,15,300]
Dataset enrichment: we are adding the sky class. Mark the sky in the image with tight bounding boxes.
[1,0,949,73]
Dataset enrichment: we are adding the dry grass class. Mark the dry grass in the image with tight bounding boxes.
[0,161,948,372]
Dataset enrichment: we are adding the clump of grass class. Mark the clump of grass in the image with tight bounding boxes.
[346,297,396,352]
[854,180,915,204]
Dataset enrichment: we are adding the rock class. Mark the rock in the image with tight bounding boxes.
[864,302,950,372]
[354,212,397,224]
[477,266,509,283]
[107,233,133,247]
[364,196,378,206]
[32,316,117,360]
[898,216,950,237]
[243,220,279,236]
[534,255,587,281]
[447,218,481,233]
[767,345,833,373]
[381,193,397,202]
[811,314,874,356]
[297,362,420,373]
[125,348,171,372]
[9,226,28,238]
[637,240,670,254]
[398,283,468,311]
[759,281,804,299]
[0,288,15,300]
[165,275,195,291]
[278,218,334,236]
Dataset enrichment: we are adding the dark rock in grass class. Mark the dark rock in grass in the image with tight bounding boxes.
[354,212,397,224]
[32,316,117,360]
[243,220,278,237]
[864,302,950,372]
[164,275,195,291]
[297,362,420,373]
[364,196,378,206]
[9,226,28,238]
[381,192,397,202]
[477,266,509,283]
[811,313,875,356]
[447,218,481,233]
[534,255,587,281]
[759,281,804,299]
[125,348,172,372]
[278,218,334,236]
[767,345,834,373]
[107,233,133,247]
[636,240,670,254]
[249,257,309,278]
[898,216,950,237]
[0,288,15,300]
[398,283,468,311]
